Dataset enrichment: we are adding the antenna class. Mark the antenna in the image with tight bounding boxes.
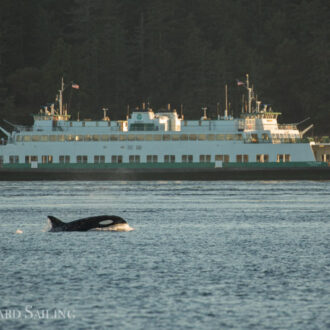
[102,107,109,121]
[202,106,207,120]
[225,84,228,119]
[246,74,252,113]
[257,101,261,112]
[59,77,64,116]
[217,102,220,119]
[241,94,245,113]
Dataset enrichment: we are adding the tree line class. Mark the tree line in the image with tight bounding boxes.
[0,0,329,134]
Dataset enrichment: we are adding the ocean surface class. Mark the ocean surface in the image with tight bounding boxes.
[0,181,330,329]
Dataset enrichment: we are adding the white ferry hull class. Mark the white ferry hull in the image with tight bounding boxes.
[0,76,327,179]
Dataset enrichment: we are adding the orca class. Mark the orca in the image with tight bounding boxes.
[48,215,133,232]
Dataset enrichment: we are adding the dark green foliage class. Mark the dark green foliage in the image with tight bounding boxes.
[0,0,329,133]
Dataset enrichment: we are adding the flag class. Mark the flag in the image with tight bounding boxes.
[72,83,79,89]
[236,80,245,86]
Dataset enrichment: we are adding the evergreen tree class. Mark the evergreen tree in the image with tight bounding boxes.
[0,0,329,133]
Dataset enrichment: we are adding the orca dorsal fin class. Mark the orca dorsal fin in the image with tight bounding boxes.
[48,215,64,228]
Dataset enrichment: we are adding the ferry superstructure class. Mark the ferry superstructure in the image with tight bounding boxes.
[0,76,324,174]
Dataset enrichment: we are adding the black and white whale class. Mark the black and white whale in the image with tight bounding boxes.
[48,215,134,232]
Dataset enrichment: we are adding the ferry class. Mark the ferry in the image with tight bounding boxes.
[0,75,328,180]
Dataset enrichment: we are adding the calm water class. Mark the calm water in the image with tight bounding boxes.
[0,181,330,329]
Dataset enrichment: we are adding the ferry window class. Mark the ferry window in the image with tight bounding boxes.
[32,135,40,142]
[164,155,175,163]
[198,134,206,141]
[130,123,155,131]
[94,155,105,163]
[93,135,100,141]
[207,134,215,141]
[180,134,188,141]
[163,134,170,141]
[200,155,211,162]
[182,155,193,163]
[40,135,48,142]
[77,155,88,163]
[129,155,140,163]
[119,135,127,141]
[25,156,38,163]
[42,155,53,164]
[9,156,19,164]
[216,134,225,141]
[224,155,230,162]
[322,154,330,162]
[59,155,70,163]
[153,135,161,141]
[189,134,197,141]
[128,135,136,141]
[236,155,242,163]
[285,154,291,162]
[16,136,22,142]
[277,154,284,162]
[70,122,73,127]
[85,135,92,141]
[145,135,153,141]
[50,135,57,142]
[171,135,180,141]
[147,155,158,163]
[65,135,75,142]
[243,155,249,162]
[251,134,258,143]
[58,135,65,142]
[256,154,269,163]
[102,135,110,141]
[136,135,145,141]
[262,133,269,141]
[226,134,234,141]
[235,134,243,141]
[111,155,122,163]
[23,136,31,142]
[215,155,223,161]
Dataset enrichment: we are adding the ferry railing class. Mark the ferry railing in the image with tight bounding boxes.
[243,138,304,144]
[278,124,298,130]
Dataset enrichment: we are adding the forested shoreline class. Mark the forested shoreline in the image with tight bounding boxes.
[0,0,329,134]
